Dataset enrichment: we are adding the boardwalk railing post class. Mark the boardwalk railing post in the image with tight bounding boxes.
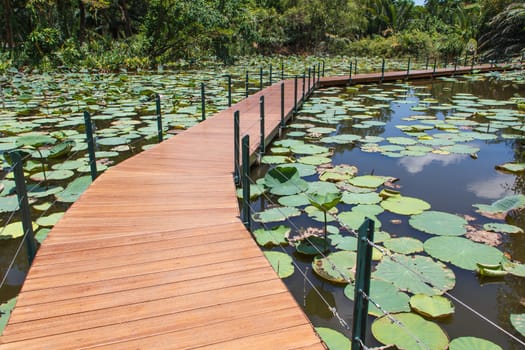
[322,60,325,77]
[453,57,458,74]
[352,218,375,350]
[281,59,284,80]
[425,56,429,70]
[156,93,163,143]
[317,62,321,81]
[471,56,475,73]
[406,57,411,78]
[201,82,206,121]
[269,64,273,85]
[294,76,298,114]
[380,58,385,82]
[234,110,240,185]
[227,74,232,107]
[354,59,357,75]
[260,95,265,154]
[9,150,37,264]
[302,73,306,103]
[312,65,317,87]
[83,111,98,181]
[241,135,251,231]
[308,67,311,93]
[349,62,352,82]
[259,67,263,90]
[433,58,437,77]
[280,82,285,129]
[245,71,249,98]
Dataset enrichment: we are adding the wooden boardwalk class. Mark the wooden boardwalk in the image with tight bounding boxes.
[1,63,521,349]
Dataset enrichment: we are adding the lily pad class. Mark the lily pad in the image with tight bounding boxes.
[277,193,310,207]
[409,294,454,318]
[373,254,456,295]
[298,155,332,165]
[252,206,301,223]
[371,313,449,350]
[510,314,525,337]
[342,191,381,205]
[55,175,92,203]
[409,211,467,236]
[381,196,431,215]
[495,162,525,173]
[296,236,330,255]
[344,279,410,317]
[424,236,504,271]
[383,237,424,254]
[263,251,294,278]
[252,225,290,247]
[0,297,17,334]
[36,212,65,227]
[0,196,19,213]
[312,251,356,283]
[483,222,523,234]
[348,175,389,188]
[291,143,329,155]
[263,166,308,196]
[315,327,350,349]
[473,195,525,219]
[30,169,74,181]
[449,337,503,350]
[34,228,51,243]
[0,221,38,239]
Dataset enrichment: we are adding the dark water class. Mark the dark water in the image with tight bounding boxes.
[250,72,525,348]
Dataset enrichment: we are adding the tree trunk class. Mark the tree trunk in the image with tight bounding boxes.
[3,0,14,48]
[78,0,86,43]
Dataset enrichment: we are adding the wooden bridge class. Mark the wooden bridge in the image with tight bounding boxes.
[0,62,517,349]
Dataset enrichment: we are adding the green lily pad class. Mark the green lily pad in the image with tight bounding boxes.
[252,206,301,223]
[371,313,449,350]
[483,222,523,234]
[30,169,74,181]
[424,236,504,271]
[344,279,410,317]
[312,251,356,283]
[373,254,455,295]
[496,162,525,173]
[319,164,358,182]
[0,297,17,334]
[410,294,454,318]
[442,144,480,154]
[0,221,38,239]
[308,190,341,211]
[277,193,310,207]
[48,140,75,159]
[315,327,350,349]
[342,192,381,205]
[298,155,332,165]
[348,175,389,188]
[409,211,467,236]
[263,166,308,196]
[381,195,431,215]
[383,237,423,254]
[16,134,56,147]
[97,137,128,146]
[296,236,330,255]
[320,134,361,144]
[0,195,19,213]
[387,136,418,146]
[55,175,92,203]
[449,337,503,350]
[252,225,290,247]
[291,143,329,155]
[338,211,381,230]
[511,314,525,337]
[51,160,87,170]
[263,251,294,278]
[278,163,317,177]
[34,228,51,243]
[261,155,292,164]
[236,182,266,200]
[473,195,525,219]
[36,212,64,227]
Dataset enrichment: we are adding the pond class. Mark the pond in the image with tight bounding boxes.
[248,70,525,349]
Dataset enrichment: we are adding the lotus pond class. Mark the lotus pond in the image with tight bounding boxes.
[248,70,525,349]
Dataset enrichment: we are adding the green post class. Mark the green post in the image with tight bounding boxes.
[269,64,273,85]
[354,59,357,75]
[281,82,285,128]
[156,93,163,143]
[245,71,249,98]
[234,110,240,185]
[352,218,375,350]
[9,151,37,264]
[433,58,437,77]
[312,65,316,86]
[317,62,321,81]
[227,74,232,107]
[308,68,311,92]
[349,62,352,82]
[454,57,458,74]
[471,56,475,73]
[406,57,411,78]
[381,58,385,82]
[302,73,305,102]
[259,67,263,90]
[201,82,206,121]
[322,60,325,76]
[294,75,298,114]
[242,135,251,230]
[260,95,265,154]
[83,111,98,181]
[425,56,429,70]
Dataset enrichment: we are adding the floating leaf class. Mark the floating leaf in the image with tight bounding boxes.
[308,191,341,211]
[263,251,294,278]
[252,206,301,223]
[0,221,38,239]
[263,166,308,196]
[473,195,525,219]
[341,191,381,205]
[344,279,410,317]
[296,236,330,255]
[97,137,128,146]
[55,175,92,203]
[483,222,523,234]
[252,225,290,247]
[410,294,454,318]
[495,162,525,173]
[449,337,503,350]
[16,134,56,147]
[409,211,467,236]
[0,297,17,334]
[424,236,503,271]
[315,327,350,349]
[36,212,64,227]
[277,193,310,207]
[298,155,331,165]
[338,211,381,230]
[0,196,19,213]
[348,175,389,188]
[30,170,74,181]
[291,143,329,155]
[48,140,75,159]
[381,196,431,215]
[312,251,356,283]
[383,237,423,254]
[373,254,455,295]
[34,228,51,243]
[371,313,449,350]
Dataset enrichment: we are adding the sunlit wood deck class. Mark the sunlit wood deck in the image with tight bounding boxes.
[1,62,521,349]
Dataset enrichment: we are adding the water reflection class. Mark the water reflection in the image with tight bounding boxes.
[467,174,514,199]
[398,153,465,174]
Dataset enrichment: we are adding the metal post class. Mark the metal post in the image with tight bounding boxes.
[269,64,273,85]
[234,110,240,185]
[260,96,265,154]
[406,57,411,78]
[308,68,311,92]
[351,218,375,350]
[464,52,468,66]
[425,56,429,70]
[245,71,249,98]
[227,75,232,107]
[294,75,298,114]
[354,59,357,75]
[302,73,305,102]
[317,62,321,81]
[280,82,285,128]
[313,65,316,86]
[83,111,98,181]
[433,58,437,77]
[259,67,263,90]
[381,58,385,82]
[281,59,284,80]
[241,135,251,230]
[322,60,325,76]
[156,93,163,143]
[9,151,37,264]
[201,82,206,121]
[454,57,458,74]
[349,62,352,82]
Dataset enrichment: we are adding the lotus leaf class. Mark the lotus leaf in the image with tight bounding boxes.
[449,337,502,350]
[0,297,17,334]
[495,162,525,174]
[296,236,330,255]
[36,212,64,227]
[305,205,338,223]
[252,206,301,223]
[320,134,361,144]
[278,163,316,177]
[373,254,455,295]
[424,236,503,270]
[473,195,525,218]
[252,225,290,246]
[306,181,339,194]
[338,211,381,230]
[298,155,332,165]
[381,196,431,215]
[30,170,74,181]
[0,196,19,213]
[409,294,454,318]
[277,193,310,207]
[236,182,266,200]
[33,202,52,211]
[0,221,38,239]
[511,314,525,337]
[16,134,56,147]
[263,251,294,278]
[263,167,308,196]
[291,143,329,155]
[308,190,341,211]
[52,160,87,170]
[483,223,523,234]
[371,313,449,350]
[409,210,467,236]
[387,137,418,146]
[319,164,358,182]
[383,237,423,254]
[348,175,389,188]
[261,155,292,164]
[34,228,51,243]
[55,175,92,203]
[332,235,357,250]
[344,279,410,317]
[351,204,385,217]
[312,251,356,283]
[315,327,350,349]
[341,192,381,205]
[48,140,75,159]
[442,144,480,154]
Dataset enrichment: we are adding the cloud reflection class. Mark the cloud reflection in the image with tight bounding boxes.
[398,153,466,174]
[467,175,513,199]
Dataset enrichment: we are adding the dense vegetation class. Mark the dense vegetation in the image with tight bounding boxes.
[0,0,524,71]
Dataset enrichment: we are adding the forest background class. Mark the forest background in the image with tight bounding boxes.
[0,0,524,71]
